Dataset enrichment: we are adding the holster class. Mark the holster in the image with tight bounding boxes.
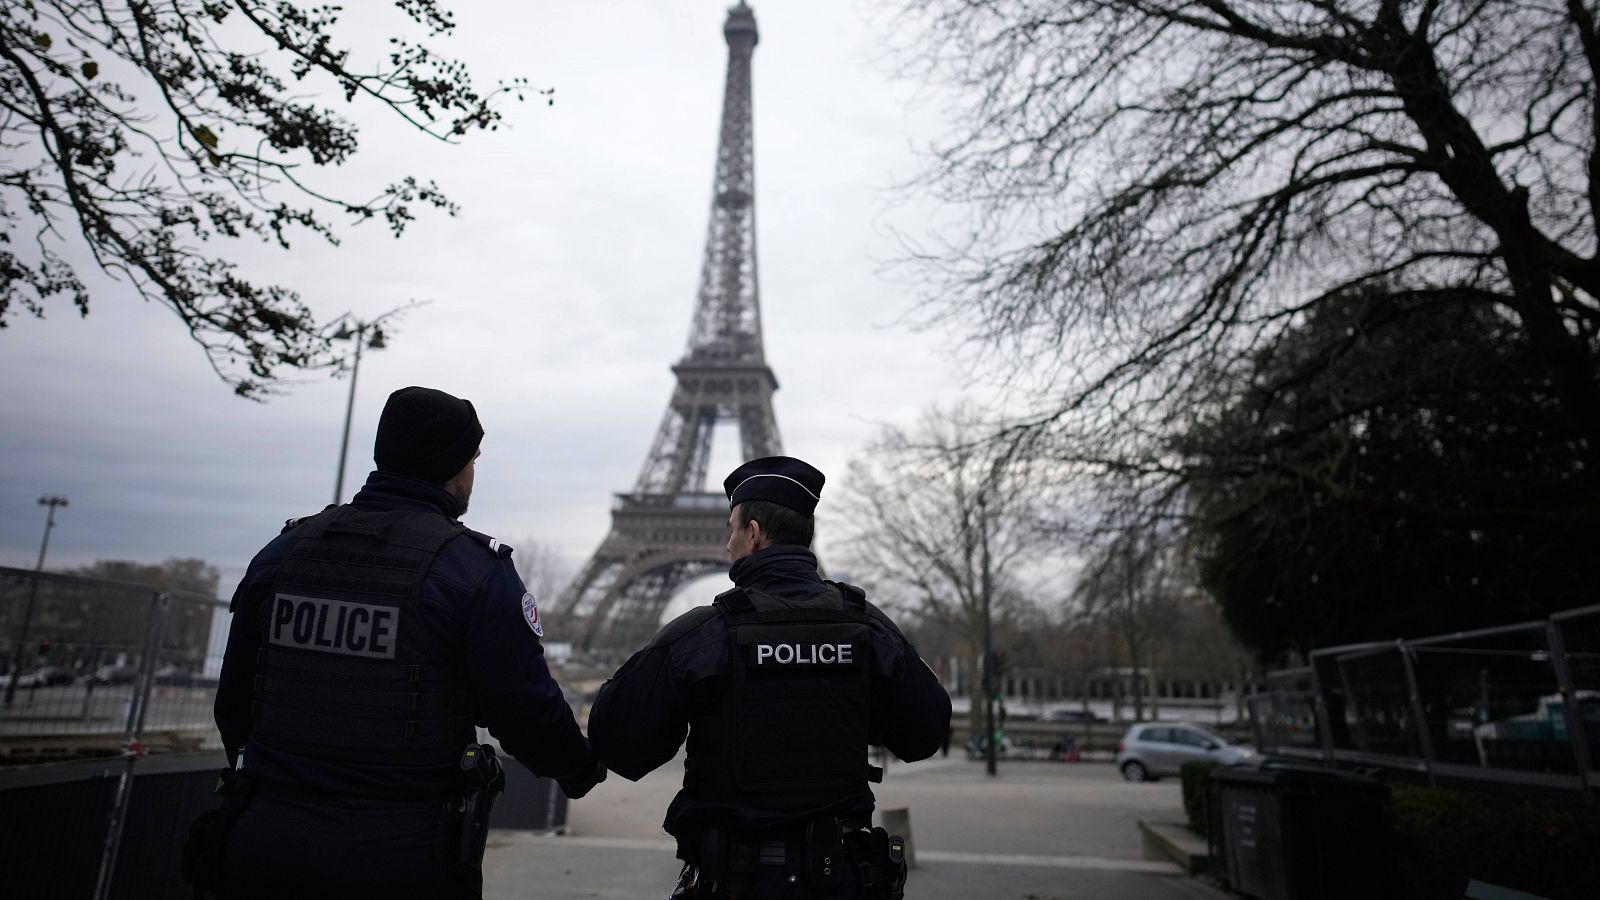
[804,816,844,892]
[690,826,758,899]
[181,768,256,899]
[456,744,506,872]
[846,826,907,900]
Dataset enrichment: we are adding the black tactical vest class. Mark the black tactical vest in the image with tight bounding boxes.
[685,582,876,812]
[248,506,475,768]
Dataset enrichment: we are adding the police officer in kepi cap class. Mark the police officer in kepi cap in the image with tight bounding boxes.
[199,386,605,899]
[589,456,952,899]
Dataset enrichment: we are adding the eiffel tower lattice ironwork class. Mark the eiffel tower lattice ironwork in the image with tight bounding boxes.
[557,3,778,654]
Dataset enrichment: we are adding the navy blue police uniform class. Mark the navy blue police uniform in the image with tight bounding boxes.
[207,387,600,900]
[588,457,951,900]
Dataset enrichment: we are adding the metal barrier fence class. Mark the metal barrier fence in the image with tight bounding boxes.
[0,565,227,900]
[1248,604,1600,801]
[0,566,578,898]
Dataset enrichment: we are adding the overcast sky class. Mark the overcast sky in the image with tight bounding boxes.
[0,1,990,609]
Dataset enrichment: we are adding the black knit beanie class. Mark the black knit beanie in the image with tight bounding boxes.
[373,386,484,484]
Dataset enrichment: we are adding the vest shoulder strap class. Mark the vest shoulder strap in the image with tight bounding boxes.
[291,505,465,553]
[380,511,466,552]
[715,584,868,624]
[713,586,755,616]
[648,605,720,649]
[283,506,339,538]
[825,580,868,611]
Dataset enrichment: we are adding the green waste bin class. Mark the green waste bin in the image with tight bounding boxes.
[1211,761,1392,900]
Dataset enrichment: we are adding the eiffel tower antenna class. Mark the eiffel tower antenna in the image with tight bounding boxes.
[557,2,778,654]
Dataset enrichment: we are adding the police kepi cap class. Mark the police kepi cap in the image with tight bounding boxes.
[373,386,484,485]
[723,456,824,515]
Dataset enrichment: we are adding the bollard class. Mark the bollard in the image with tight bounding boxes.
[878,807,916,869]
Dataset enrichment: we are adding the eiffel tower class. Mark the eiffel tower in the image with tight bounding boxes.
[558,2,779,654]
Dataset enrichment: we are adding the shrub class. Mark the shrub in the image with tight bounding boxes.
[1389,783,1600,900]
[1180,760,1219,837]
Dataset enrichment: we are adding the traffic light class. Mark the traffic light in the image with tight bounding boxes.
[38,638,51,657]
[987,649,1007,677]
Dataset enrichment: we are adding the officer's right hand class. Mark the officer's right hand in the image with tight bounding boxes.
[558,760,607,800]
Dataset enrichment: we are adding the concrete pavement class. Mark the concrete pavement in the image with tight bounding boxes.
[482,754,1230,899]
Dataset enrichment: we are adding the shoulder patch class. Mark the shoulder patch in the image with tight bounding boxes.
[521,592,543,637]
[464,529,514,558]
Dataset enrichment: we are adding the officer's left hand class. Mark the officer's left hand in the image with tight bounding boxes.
[559,760,607,800]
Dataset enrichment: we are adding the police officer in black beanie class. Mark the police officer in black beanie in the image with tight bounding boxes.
[204,386,605,900]
[589,456,951,899]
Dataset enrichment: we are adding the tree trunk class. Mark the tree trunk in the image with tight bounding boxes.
[967,650,985,745]
[1129,639,1145,722]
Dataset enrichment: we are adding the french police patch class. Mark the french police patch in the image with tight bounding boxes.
[521,592,543,637]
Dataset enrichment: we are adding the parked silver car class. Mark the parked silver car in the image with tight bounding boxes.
[1114,722,1255,781]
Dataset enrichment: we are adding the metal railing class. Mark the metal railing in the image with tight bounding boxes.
[0,565,228,900]
[1248,604,1600,802]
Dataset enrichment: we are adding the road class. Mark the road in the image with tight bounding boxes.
[483,754,1226,899]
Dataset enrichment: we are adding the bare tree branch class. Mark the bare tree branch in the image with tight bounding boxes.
[0,1,541,397]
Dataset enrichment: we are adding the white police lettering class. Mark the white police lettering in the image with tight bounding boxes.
[269,593,398,660]
[753,643,854,665]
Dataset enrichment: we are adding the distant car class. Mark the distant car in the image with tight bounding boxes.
[5,665,75,688]
[30,665,75,687]
[1043,708,1106,724]
[1115,722,1255,781]
[90,663,138,685]
[1471,691,1600,766]
[153,665,194,686]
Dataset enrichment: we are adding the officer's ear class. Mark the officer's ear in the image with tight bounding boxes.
[746,516,770,550]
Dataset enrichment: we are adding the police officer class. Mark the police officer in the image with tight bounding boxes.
[588,456,952,899]
[205,386,605,899]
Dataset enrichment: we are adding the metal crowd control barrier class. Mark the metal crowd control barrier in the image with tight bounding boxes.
[1248,604,1600,802]
[1,565,574,897]
[0,568,225,749]
[0,750,570,900]
[1,566,228,899]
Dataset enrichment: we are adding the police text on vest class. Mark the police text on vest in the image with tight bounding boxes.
[754,643,853,665]
[270,593,398,660]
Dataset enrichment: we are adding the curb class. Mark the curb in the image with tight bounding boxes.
[1138,819,1208,875]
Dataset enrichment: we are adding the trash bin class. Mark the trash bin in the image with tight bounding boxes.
[490,754,569,832]
[1210,761,1391,900]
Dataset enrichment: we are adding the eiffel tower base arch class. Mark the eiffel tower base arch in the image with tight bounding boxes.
[559,494,731,655]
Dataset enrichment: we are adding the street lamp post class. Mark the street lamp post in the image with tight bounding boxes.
[330,320,387,504]
[983,588,997,777]
[5,495,68,705]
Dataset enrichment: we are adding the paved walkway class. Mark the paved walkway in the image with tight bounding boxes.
[483,754,1228,899]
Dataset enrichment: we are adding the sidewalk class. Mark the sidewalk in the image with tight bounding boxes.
[483,755,1230,899]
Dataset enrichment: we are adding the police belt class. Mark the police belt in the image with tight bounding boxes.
[248,778,460,811]
[727,821,861,867]
[690,815,907,899]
